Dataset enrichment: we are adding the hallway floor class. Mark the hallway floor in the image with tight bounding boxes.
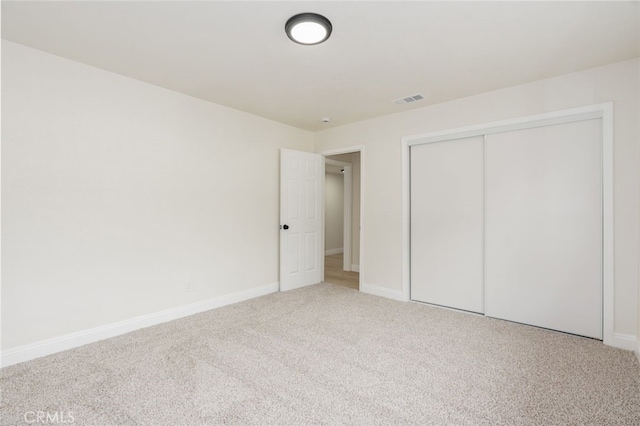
[324,254,359,290]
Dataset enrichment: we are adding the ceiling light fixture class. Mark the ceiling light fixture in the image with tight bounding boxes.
[285,13,332,45]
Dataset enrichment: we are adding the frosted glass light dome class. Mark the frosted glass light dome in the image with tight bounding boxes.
[285,13,332,45]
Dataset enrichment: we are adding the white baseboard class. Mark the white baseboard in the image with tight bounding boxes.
[1,282,279,368]
[636,341,640,365]
[351,264,360,273]
[611,332,637,351]
[325,248,344,256]
[360,283,405,302]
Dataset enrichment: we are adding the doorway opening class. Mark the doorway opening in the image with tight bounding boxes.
[323,150,362,290]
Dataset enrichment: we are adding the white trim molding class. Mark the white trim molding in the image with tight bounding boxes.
[360,283,404,302]
[636,341,640,365]
[351,264,360,273]
[402,102,618,347]
[611,333,638,352]
[1,282,279,368]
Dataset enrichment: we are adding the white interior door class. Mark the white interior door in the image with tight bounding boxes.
[410,136,485,313]
[280,149,323,291]
[485,119,602,339]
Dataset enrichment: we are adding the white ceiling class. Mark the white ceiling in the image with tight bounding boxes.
[2,1,639,131]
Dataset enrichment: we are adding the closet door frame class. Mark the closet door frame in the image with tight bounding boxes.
[401,102,614,346]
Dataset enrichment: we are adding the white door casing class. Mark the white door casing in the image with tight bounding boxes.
[280,149,323,291]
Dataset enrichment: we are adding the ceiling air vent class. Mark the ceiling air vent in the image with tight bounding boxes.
[394,94,424,105]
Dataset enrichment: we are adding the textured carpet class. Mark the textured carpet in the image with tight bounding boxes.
[2,283,639,425]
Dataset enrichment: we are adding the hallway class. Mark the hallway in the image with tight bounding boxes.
[324,254,359,290]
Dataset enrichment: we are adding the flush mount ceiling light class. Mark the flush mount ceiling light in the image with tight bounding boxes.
[285,13,332,45]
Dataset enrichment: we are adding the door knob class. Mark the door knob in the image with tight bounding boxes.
[282,224,289,230]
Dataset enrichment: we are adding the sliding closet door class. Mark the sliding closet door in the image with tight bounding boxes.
[485,119,602,339]
[411,136,484,313]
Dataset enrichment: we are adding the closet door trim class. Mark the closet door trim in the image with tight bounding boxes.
[401,102,614,347]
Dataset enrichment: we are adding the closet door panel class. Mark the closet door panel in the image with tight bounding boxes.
[410,136,484,313]
[485,120,602,339]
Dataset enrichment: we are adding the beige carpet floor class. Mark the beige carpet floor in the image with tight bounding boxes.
[2,283,639,425]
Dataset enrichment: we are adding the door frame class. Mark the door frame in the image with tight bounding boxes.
[320,146,365,289]
[401,102,616,347]
[325,158,353,272]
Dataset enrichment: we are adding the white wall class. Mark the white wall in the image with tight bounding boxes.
[1,41,314,351]
[315,59,640,340]
[351,153,361,270]
[324,171,344,253]
[637,18,640,360]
